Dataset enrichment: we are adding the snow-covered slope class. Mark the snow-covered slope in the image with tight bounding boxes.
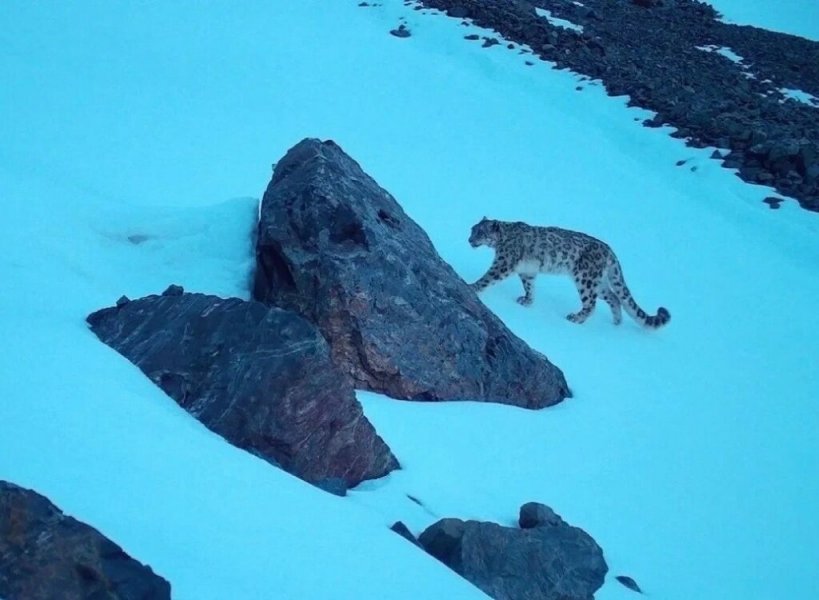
[1,1,818,599]
[705,0,819,40]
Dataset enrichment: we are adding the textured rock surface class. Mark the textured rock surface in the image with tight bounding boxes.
[87,290,399,486]
[419,0,819,212]
[253,138,570,408]
[0,481,171,600]
[419,505,607,600]
[518,501,562,529]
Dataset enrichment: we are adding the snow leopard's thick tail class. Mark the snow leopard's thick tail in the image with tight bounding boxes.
[606,260,670,329]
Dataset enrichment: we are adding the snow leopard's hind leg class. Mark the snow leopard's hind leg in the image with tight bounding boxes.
[566,261,603,324]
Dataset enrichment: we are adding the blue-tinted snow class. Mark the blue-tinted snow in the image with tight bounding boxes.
[1,1,818,599]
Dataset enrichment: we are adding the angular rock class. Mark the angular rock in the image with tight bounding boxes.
[616,575,644,593]
[0,481,171,600]
[519,501,563,528]
[390,24,411,38]
[419,506,607,600]
[390,521,422,547]
[87,292,399,487]
[253,138,570,408]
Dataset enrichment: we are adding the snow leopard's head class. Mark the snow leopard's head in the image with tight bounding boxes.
[469,217,501,248]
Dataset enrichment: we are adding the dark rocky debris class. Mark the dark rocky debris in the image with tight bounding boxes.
[418,502,607,600]
[87,290,399,487]
[0,481,171,600]
[253,138,570,408]
[419,0,819,213]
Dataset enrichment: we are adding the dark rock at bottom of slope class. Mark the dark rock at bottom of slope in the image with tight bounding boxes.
[418,502,607,600]
[87,288,399,488]
[0,481,171,600]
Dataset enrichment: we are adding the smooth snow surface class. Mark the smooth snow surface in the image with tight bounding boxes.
[2,1,818,599]
[705,0,819,40]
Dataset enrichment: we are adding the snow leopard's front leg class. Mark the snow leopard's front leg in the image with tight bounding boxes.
[517,274,535,306]
[470,256,513,293]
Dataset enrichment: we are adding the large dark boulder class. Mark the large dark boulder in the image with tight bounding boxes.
[0,481,170,600]
[418,503,607,600]
[253,138,570,409]
[87,289,399,487]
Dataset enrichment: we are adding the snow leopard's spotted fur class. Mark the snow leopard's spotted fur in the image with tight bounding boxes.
[468,218,670,328]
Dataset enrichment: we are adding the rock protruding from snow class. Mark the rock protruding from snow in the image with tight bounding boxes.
[87,292,399,487]
[418,504,607,600]
[253,138,570,409]
[0,481,171,600]
[519,501,563,528]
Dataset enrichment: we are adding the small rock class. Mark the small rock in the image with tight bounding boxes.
[675,159,687,166]
[710,150,723,159]
[616,575,643,593]
[448,6,469,18]
[757,170,775,183]
[390,521,422,547]
[519,502,563,528]
[116,295,130,308]
[464,34,480,41]
[127,233,150,244]
[482,37,500,48]
[390,24,411,38]
[162,284,184,297]
[768,141,800,163]
[763,196,783,209]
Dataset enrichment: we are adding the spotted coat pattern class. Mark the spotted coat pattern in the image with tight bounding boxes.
[468,218,670,328]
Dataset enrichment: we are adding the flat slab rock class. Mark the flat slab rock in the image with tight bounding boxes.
[0,481,170,600]
[418,503,607,600]
[87,290,399,488]
[253,138,570,408]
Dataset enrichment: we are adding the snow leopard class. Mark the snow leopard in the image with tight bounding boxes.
[468,218,670,328]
